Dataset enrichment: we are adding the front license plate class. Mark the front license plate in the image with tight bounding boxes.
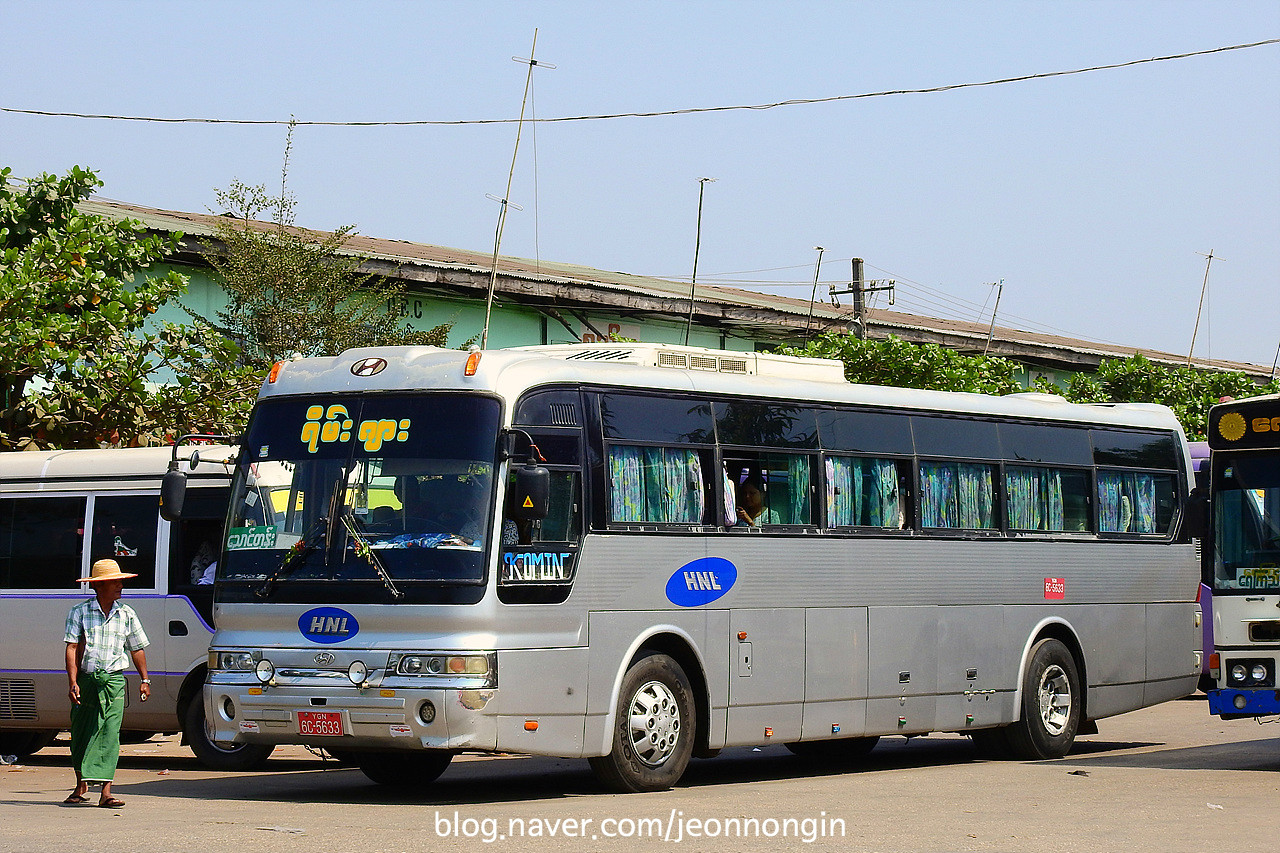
[298,710,344,737]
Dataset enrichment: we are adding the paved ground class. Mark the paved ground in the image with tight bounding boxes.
[1,695,1276,853]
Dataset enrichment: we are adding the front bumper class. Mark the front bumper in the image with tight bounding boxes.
[1207,688,1280,718]
[205,676,498,752]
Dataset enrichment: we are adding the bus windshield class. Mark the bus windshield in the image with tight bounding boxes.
[1212,452,1280,592]
[219,393,501,597]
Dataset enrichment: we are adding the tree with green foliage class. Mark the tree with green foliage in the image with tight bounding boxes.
[0,166,256,450]
[198,128,452,375]
[1048,354,1279,441]
[777,332,1022,395]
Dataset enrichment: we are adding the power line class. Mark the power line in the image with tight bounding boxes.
[3,39,1274,128]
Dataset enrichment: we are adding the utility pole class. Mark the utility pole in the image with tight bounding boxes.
[850,257,866,340]
[829,257,893,340]
[802,246,826,345]
[683,177,716,346]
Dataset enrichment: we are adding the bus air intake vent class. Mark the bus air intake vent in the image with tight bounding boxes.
[563,349,632,362]
[549,403,579,427]
[689,355,719,371]
[718,357,749,374]
[658,352,688,369]
[0,679,37,720]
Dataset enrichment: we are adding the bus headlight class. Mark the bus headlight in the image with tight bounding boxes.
[388,652,496,687]
[215,652,257,672]
[1251,664,1268,683]
[1231,664,1247,683]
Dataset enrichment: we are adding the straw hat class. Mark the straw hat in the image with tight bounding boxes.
[78,559,138,584]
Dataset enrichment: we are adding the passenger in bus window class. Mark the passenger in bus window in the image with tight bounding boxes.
[736,476,779,527]
[62,559,150,809]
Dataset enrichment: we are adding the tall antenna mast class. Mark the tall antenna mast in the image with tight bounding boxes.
[481,30,554,349]
[802,246,826,345]
[1187,249,1222,365]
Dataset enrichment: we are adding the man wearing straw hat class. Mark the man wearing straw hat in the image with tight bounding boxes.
[62,558,150,808]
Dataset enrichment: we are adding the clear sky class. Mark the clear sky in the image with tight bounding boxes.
[4,1,1278,368]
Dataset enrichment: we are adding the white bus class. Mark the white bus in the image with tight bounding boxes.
[185,343,1201,792]
[0,445,272,770]
[1203,394,1280,720]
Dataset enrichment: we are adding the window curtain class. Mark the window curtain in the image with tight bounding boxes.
[826,457,853,526]
[957,463,994,529]
[787,456,810,524]
[1007,467,1065,530]
[609,446,704,524]
[920,463,956,528]
[1098,471,1157,533]
[921,462,993,529]
[827,458,898,527]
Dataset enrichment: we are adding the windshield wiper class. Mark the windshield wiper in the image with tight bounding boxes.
[255,518,328,599]
[341,514,404,600]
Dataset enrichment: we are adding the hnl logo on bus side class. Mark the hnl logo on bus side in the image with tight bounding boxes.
[299,607,361,644]
[665,557,737,607]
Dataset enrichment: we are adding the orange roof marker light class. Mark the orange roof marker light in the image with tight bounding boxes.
[464,348,482,377]
[267,362,284,384]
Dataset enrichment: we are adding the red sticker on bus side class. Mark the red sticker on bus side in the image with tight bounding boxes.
[1044,578,1066,599]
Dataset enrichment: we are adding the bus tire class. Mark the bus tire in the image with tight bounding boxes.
[0,729,57,757]
[184,698,274,771]
[356,751,452,787]
[1005,638,1081,760]
[589,652,695,793]
[785,736,879,761]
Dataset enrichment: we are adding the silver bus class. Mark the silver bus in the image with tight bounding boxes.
[190,343,1201,792]
[0,445,272,770]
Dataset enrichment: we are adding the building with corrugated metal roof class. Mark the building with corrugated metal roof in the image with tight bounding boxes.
[85,197,1272,388]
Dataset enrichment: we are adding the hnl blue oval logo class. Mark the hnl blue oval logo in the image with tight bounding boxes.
[665,557,737,607]
[299,607,360,644]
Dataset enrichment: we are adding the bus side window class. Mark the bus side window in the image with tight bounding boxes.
[0,496,85,589]
[90,494,159,588]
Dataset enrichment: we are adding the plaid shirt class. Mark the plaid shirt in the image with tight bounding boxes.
[63,598,149,674]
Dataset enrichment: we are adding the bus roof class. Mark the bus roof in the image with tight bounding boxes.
[259,344,1186,434]
[0,445,237,488]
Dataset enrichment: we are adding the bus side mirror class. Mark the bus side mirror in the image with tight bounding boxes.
[1178,489,1209,543]
[510,463,550,521]
[160,469,187,522]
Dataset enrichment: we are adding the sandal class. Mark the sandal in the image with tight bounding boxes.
[98,797,126,809]
[62,794,89,805]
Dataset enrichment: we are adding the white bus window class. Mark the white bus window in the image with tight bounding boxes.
[826,456,906,529]
[608,446,707,525]
[0,496,84,589]
[920,461,996,530]
[1006,467,1091,532]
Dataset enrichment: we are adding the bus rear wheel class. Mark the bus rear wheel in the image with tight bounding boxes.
[356,751,453,787]
[589,652,695,793]
[1005,638,1081,760]
[184,698,274,771]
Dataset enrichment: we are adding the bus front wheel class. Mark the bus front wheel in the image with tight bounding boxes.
[1005,638,1081,760]
[589,652,695,793]
[184,698,274,771]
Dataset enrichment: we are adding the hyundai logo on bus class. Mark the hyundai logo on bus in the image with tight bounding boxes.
[665,557,738,607]
[299,607,361,644]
